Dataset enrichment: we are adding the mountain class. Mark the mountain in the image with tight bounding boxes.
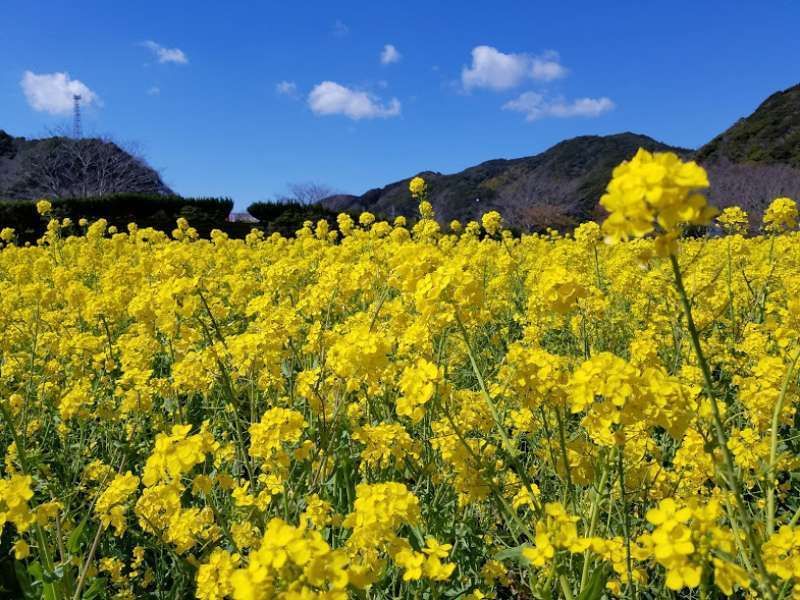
[322,83,800,229]
[324,133,689,229]
[697,84,800,218]
[696,84,800,167]
[0,130,172,200]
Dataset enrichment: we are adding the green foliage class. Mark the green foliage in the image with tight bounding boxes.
[247,200,342,236]
[0,194,237,242]
[52,194,233,223]
[0,130,16,159]
[0,201,39,238]
[696,83,800,168]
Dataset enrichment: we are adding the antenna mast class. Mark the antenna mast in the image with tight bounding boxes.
[72,94,82,139]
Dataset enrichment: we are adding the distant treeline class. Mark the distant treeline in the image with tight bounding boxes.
[247,200,342,233]
[0,194,350,242]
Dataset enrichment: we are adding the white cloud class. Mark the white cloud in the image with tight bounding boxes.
[20,71,99,115]
[531,50,567,81]
[141,40,188,64]
[548,96,615,118]
[503,92,614,121]
[462,46,528,91]
[147,86,161,96]
[461,46,567,91]
[308,81,401,120]
[380,44,402,65]
[276,80,299,98]
[332,19,349,37]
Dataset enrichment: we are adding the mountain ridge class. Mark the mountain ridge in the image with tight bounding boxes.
[323,83,800,228]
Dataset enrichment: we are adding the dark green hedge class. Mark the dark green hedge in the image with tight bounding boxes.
[247,201,342,236]
[63,194,233,222]
[1,195,363,242]
[0,200,39,237]
[0,194,241,241]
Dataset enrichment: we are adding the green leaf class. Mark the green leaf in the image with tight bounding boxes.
[576,564,610,600]
[26,561,43,581]
[82,576,108,600]
[67,514,89,554]
[26,561,58,600]
[13,560,35,599]
[493,544,529,563]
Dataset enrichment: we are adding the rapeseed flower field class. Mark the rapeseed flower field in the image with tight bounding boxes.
[2,150,800,599]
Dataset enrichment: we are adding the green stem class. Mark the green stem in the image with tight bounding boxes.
[0,402,62,600]
[766,349,800,535]
[72,523,103,600]
[669,253,775,600]
[616,448,634,597]
[592,244,604,291]
[439,399,532,542]
[454,310,543,518]
[558,573,575,600]
[579,461,609,593]
[539,407,563,483]
[554,406,575,510]
[196,307,258,487]
[726,238,736,335]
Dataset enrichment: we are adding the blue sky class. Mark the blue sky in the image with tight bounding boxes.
[2,1,799,209]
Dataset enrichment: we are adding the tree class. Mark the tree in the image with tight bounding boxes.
[283,182,337,205]
[703,159,800,229]
[503,202,578,233]
[10,133,172,199]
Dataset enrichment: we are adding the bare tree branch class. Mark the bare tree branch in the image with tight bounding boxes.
[6,133,172,199]
[285,182,338,205]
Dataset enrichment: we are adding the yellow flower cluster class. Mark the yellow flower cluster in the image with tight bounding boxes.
[1,156,800,598]
[600,148,717,252]
[141,423,216,486]
[763,196,798,233]
[717,205,749,235]
[95,471,140,535]
[248,407,306,461]
[481,210,503,236]
[218,518,349,600]
[0,474,34,532]
[352,422,420,470]
[397,357,441,422]
[409,176,427,199]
